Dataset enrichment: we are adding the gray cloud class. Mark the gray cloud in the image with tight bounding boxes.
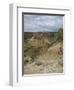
[24,14,63,32]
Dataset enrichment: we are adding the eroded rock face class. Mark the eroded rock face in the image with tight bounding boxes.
[24,32,63,74]
[24,32,51,61]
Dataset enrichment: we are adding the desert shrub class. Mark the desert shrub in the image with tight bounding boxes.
[24,56,33,65]
[35,61,42,66]
[57,28,63,41]
[30,48,40,60]
[58,58,63,66]
[58,47,63,55]
[24,46,41,63]
[24,59,29,65]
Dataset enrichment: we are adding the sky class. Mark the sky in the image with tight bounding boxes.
[24,14,63,32]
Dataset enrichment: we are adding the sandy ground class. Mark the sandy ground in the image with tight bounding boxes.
[24,42,63,74]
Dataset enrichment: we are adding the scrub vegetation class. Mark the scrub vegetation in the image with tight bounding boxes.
[24,28,63,74]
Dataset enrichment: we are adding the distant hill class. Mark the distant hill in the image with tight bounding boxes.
[24,32,57,41]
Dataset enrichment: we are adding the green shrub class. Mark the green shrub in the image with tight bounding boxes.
[57,28,63,41]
